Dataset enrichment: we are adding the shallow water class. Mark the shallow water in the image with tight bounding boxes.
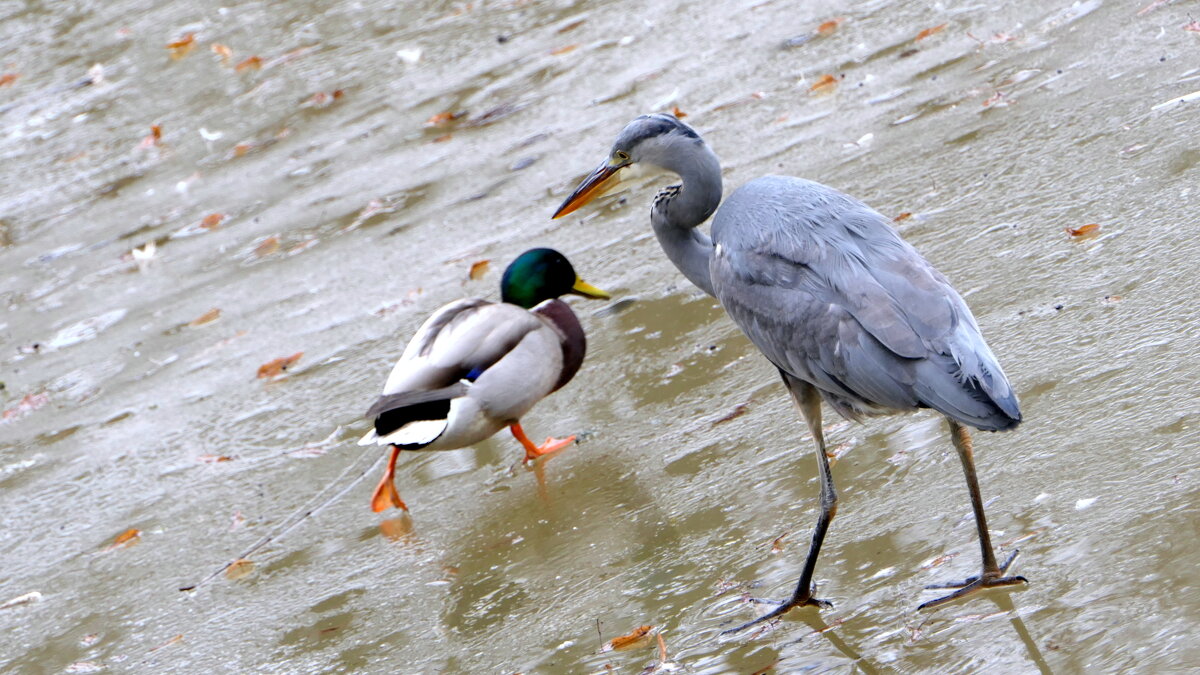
[2,0,1198,672]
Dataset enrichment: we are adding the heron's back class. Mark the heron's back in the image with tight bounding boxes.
[710,176,1020,432]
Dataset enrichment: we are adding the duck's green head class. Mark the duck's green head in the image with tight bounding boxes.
[501,248,610,309]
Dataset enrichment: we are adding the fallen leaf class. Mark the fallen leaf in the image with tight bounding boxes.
[0,591,43,610]
[770,532,788,554]
[188,308,221,326]
[167,33,195,60]
[711,403,748,426]
[601,625,655,652]
[224,559,254,580]
[254,235,280,257]
[468,259,490,280]
[1065,223,1101,237]
[915,24,947,42]
[231,142,254,158]
[0,73,18,87]
[104,528,141,551]
[200,213,225,229]
[149,634,183,652]
[816,18,844,35]
[810,74,838,93]
[894,212,913,222]
[301,89,345,108]
[550,43,579,55]
[671,105,687,118]
[139,124,163,149]
[197,454,232,463]
[425,110,467,127]
[211,43,233,65]
[257,352,303,379]
[235,55,262,72]
[2,392,50,421]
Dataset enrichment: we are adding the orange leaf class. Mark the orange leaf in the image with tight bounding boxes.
[671,105,687,119]
[0,73,17,87]
[550,43,578,55]
[188,308,221,326]
[201,213,225,229]
[602,625,654,652]
[257,352,303,379]
[810,74,838,92]
[254,236,280,258]
[197,454,232,463]
[424,110,467,127]
[468,259,490,280]
[107,528,141,550]
[167,33,195,60]
[138,124,163,149]
[1066,223,1101,237]
[893,212,913,222]
[915,24,947,42]
[816,18,844,35]
[235,55,262,72]
[211,43,233,65]
[224,559,254,580]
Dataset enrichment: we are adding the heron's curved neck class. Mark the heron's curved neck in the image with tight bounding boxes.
[650,141,722,297]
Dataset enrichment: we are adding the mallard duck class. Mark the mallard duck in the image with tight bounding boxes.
[358,248,610,512]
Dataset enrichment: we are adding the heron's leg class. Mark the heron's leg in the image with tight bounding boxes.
[918,418,1027,610]
[510,422,575,465]
[370,445,408,513]
[724,375,834,634]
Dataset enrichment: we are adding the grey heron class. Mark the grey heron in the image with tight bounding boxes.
[552,114,1026,630]
[359,248,609,512]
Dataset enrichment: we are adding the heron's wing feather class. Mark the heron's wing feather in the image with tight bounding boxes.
[711,176,1019,429]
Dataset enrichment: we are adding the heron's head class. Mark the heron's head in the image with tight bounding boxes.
[500,248,610,308]
[552,114,705,219]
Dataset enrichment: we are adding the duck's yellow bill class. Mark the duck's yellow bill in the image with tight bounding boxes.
[571,277,611,299]
[553,163,623,219]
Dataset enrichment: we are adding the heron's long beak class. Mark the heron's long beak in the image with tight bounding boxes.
[552,161,624,219]
[571,277,611,300]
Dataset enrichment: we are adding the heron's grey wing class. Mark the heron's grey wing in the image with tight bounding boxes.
[382,300,544,395]
[711,176,1019,430]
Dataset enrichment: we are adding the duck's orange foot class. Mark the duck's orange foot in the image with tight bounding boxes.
[370,445,409,513]
[522,435,576,464]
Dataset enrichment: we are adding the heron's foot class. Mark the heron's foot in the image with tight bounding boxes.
[918,550,1026,610]
[722,588,832,635]
[521,435,575,464]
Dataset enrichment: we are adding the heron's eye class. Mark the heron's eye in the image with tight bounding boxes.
[614,150,630,163]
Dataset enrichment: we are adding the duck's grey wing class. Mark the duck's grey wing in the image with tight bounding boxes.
[382,299,544,395]
[710,176,1019,431]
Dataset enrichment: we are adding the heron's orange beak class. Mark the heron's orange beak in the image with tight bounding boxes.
[552,162,624,219]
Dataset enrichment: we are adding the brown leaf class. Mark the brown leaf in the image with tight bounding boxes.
[188,308,221,326]
[915,24,947,42]
[235,55,262,72]
[770,532,788,554]
[254,235,280,258]
[0,73,18,87]
[816,18,844,35]
[201,213,225,229]
[601,625,654,652]
[211,43,233,65]
[257,352,303,379]
[550,44,579,55]
[468,259,490,280]
[197,454,232,463]
[139,124,163,149]
[893,212,913,222]
[671,105,687,119]
[2,392,50,421]
[167,33,195,60]
[1066,223,1101,237]
[103,528,141,551]
[810,74,838,93]
[425,110,467,127]
[224,559,254,580]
